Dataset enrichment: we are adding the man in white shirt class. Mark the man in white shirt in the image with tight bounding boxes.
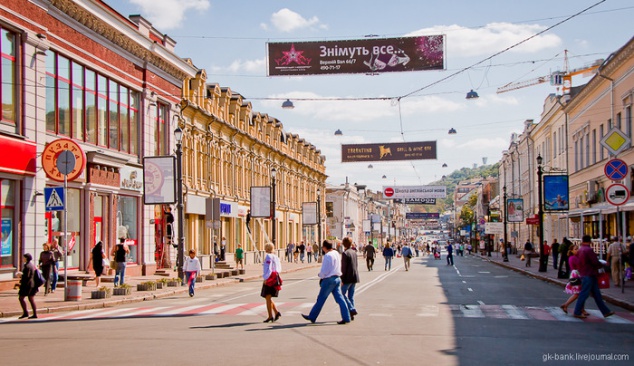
[302,240,351,325]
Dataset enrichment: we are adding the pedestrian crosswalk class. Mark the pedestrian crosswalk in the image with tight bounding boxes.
[2,303,632,324]
[449,304,634,324]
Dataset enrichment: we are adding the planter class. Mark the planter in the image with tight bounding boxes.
[205,274,216,280]
[238,269,246,275]
[167,281,182,287]
[196,276,205,283]
[156,282,164,289]
[90,290,111,299]
[113,287,132,296]
[137,283,157,291]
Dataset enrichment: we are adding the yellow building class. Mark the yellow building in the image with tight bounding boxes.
[177,70,327,265]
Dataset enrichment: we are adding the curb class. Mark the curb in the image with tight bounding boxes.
[1,263,319,318]
[486,257,634,312]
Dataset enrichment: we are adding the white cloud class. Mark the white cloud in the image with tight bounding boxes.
[129,0,210,30]
[225,58,266,73]
[407,22,561,57]
[269,8,324,32]
[457,137,508,151]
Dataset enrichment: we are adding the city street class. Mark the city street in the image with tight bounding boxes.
[1,253,632,366]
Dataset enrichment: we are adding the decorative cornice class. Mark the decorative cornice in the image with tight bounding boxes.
[50,0,189,80]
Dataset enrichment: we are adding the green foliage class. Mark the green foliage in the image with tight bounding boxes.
[414,163,499,213]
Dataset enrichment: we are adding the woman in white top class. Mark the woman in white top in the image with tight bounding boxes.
[183,249,202,297]
[261,243,282,323]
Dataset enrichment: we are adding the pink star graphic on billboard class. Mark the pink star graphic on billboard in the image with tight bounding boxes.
[275,44,311,66]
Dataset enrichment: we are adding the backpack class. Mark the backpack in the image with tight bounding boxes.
[33,268,45,288]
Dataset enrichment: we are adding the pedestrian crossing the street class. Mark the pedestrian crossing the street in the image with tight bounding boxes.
[2,303,632,324]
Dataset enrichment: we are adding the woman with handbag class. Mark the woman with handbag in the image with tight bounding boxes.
[18,253,38,319]
[261,243,282,323]
[559,244,587,316]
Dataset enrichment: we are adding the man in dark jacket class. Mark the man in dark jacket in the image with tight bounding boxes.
[341,237,359,320]
[363,241,376,271]
[558,237,572,278]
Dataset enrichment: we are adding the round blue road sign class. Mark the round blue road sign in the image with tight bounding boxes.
[604,159,628,181]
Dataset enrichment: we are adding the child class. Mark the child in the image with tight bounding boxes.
[235,244,244,270]
[183,249,201,297]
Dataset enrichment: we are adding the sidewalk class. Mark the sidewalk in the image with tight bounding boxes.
[0,257,320,318]
[481,251,634,312]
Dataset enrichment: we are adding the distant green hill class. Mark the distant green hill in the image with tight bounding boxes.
[412,163,499,213]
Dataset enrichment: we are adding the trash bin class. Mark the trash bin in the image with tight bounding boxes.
[66,279,82,301]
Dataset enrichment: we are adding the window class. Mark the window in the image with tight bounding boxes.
[117,196,138,264]
[553,132,557,158]
[0,179,15,268]
[154,103,169,156]
[0,28,17,126]
[599,124,604,160]
[626,105,632,148]
[45,52,139,154]
[585,132,590,168]
[592,129,596,164]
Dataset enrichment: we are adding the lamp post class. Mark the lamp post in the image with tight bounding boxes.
[317,187,322,262]
[174,126,185,281]
[537,154,547,272]
[271,167,277,246]
[503,186,509,262]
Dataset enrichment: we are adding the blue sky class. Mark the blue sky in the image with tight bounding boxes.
[109,0,634,192]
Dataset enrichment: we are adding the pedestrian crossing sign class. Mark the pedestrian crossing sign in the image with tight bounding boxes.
[44,187,65,211]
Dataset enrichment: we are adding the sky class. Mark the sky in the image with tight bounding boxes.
[108,0,634,192]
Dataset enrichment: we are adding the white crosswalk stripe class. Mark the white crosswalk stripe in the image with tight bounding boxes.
[2,303,631,324]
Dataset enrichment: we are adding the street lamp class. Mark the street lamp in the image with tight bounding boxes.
[537,154,547,272]
[503,186,509,262]
[317,187,322,261]
[271,167,277,246]
[174,125,185,281]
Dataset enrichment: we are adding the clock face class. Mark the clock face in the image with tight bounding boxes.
[41,139,86,182]
[144,160,164,195]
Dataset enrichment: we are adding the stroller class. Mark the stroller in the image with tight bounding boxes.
[434,251,441,260]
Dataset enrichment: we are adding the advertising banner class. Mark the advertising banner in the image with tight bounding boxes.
[383,185,446,199]
[406,212,440,220]
[393,197,437,205]
[543,175,569,211]
[342,141,436,162]
[143,156,176,205]
[250,186,272,218]
[302,202,318,225]
[506,198,524,222]
[268,35,445,76]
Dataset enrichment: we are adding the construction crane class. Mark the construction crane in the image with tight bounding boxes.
[496,50,602,94]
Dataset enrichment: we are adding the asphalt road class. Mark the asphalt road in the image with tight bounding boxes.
[1,253,632,366]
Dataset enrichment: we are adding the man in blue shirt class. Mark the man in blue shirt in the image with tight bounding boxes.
[302,240,351,325]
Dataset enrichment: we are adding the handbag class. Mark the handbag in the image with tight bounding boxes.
[568,277,581,287]
[102,258,109,268]
[265,271,282,289]
[109,260,116,269]
[597,271,610,289]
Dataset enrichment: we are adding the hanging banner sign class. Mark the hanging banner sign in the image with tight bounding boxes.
[406,212,440,220]
[342,141,436,162]
[383,185,446,199]
[267,35,445,76]
[393,198,437,205]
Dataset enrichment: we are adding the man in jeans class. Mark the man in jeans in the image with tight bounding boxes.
[573,235,614,319]
[340,237,359,320]
[302,240,351,325]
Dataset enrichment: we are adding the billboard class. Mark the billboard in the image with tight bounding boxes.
[302,202,318,225]
[393,197,436,205]
[143,156,176,205]
[506,198,524,222]
[383,185,446,199]
[267,35,445,76]
[543,175,569,211]
[342,141,436,162]
[406,212,440,220]
[250,186,272,218]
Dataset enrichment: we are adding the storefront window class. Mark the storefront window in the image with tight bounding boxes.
[1,180,15,268]
[50,188,81,269]
[118,196,138,264]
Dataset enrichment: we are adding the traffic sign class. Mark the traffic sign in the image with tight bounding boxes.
[605,183,630,206]
[600,128,631,156]
[604,159,628,181]
[44,187,65,211]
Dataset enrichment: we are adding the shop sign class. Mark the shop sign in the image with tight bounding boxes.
[120,166,143,191]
